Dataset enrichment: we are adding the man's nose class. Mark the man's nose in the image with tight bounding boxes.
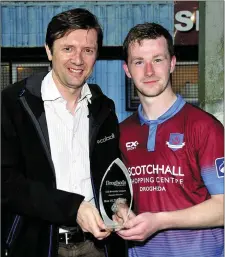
[145,62,154,76]
[71,51,84,65]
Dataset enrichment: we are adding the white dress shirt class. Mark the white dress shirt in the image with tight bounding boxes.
[41,71,95,208]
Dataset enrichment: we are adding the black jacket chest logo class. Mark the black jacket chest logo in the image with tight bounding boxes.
[97,133,115,144]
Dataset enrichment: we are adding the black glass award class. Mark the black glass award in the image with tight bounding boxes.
[99,158,133,230]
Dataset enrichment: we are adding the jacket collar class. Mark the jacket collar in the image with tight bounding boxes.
[25,71,47,98]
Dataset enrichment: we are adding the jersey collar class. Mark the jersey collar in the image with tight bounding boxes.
[138,94,186,151]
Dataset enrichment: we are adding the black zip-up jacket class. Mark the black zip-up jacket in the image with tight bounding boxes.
[1,72,124,257]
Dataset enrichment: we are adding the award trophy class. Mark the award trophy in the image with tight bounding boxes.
[99,158,133,230]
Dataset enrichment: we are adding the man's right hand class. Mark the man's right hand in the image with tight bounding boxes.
[77,201,111,240]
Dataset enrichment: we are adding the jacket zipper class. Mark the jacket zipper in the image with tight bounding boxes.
[48,225,53,257]
[19,94,56,257]
[5,215,21,255]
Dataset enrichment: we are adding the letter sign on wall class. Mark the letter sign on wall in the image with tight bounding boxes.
[175,10,199,32]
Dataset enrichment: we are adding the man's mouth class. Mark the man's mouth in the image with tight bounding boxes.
[68,68,83,74]
[143,80,158,84]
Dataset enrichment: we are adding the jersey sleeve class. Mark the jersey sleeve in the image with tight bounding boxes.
[198,119,224,195]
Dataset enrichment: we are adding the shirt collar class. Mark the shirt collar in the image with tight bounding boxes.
[79,83,92,104]
[41,70,61,101]
[137,94,186,152]
[41,70,92,103]
[138,94,186,125]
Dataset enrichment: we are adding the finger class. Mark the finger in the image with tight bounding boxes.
[80,210,100,234]
[90,219,102,235]
[117,225,142,238]
[120,210,136,226]
[116,234,128,240]
[91,211,112,238]
[100,227,112,233]
[128,210,136,219]
[97,219,108,232]
[123,215,141,229]
[112,214,123,224]
[114,225,124,232]
[116,230,136,240]
[118,208,129,220]
[97,231,111,240]
[116,234,143,241]
[95,229,111,240]
[93,210,107,230]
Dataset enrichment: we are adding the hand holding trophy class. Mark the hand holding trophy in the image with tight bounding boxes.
[99,158,133,231]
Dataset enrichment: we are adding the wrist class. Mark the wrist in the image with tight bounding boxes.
[157,212,172,230]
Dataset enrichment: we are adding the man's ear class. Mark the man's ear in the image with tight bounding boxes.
[170,55,176,73]
[123,63,132,78]
[45,44,53,61]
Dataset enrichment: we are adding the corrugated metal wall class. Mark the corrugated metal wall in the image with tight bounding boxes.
[1,1,174,121]
[1,1,173,47]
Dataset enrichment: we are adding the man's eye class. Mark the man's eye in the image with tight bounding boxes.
[154,58,162,63]
[134,61,143,65]
[85,48,94,54]
[63,47,72,52]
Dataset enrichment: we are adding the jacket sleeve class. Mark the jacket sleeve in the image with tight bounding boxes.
[1,98,85,226]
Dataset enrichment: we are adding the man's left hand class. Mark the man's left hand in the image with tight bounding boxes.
[117,212,162,241]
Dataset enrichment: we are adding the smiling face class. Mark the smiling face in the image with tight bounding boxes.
[123,36,176,99]
[45,29,98,92]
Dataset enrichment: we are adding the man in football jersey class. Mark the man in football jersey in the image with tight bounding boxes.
[116,23,224,256]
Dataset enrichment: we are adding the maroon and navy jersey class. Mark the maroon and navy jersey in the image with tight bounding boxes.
[119,97,224,257]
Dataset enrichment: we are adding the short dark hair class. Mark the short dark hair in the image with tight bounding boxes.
[123,22,174,63]
[45,8,103,54]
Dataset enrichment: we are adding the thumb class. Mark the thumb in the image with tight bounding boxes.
[123,210,136,225]
[117,207,129,220]
[94,210,107,230]
[124,213,138,229]
[128,210,136,219]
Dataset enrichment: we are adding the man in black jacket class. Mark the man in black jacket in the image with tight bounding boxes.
[2,8,123,257]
